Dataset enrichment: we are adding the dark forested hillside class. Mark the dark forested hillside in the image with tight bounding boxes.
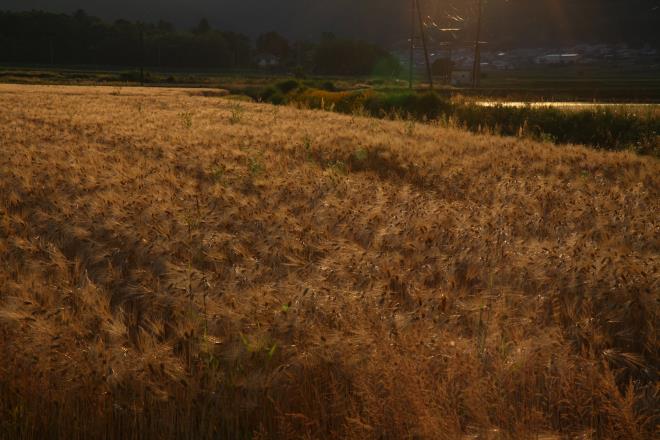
[0,11,402,75]
[0,1,658,68]
[0,10,252,68]
[2,0,659,47]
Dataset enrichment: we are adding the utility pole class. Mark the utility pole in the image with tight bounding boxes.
[416,0,434,90]
[472,0,483,88]
[409,0,415,89]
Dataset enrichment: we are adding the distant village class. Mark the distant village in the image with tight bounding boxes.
[392,43,659,85]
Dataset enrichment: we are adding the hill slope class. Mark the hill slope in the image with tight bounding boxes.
[0,84,658,439]
[2,0,659,46]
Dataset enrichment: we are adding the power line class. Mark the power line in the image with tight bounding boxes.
[408,0,434,90]
[409,0,415,89]
[472,0,483,88]
[416,0,434,90]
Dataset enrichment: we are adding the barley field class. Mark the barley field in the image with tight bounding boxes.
[0,84,658,439]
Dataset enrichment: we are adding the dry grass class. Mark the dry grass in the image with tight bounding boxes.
[0,84,658,439]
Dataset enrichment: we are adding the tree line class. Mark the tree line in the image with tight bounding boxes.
[0,10,402,76]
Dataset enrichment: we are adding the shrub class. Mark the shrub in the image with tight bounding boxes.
[320,81,337,92]
[258,86,286,105]
[269,92,286,105]
[275,79,300,94]
[361,91,453,120]
[258,86,278,101]
[452,104,659,154]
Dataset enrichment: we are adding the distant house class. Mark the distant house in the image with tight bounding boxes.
[535,53,581,65]
[255,53,280,69]
[451,70,472,86]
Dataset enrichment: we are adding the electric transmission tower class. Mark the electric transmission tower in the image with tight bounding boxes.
[409,0,434,90]
[472,0,483,88]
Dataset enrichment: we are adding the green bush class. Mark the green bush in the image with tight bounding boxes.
[275,79,300,94]
[453,104,659,154]
[257,87,285,105]
[320,81,337,92]
[258,86,275,100]
[268,92,286,105]
[362,91,453,120]
[413,92,453,119]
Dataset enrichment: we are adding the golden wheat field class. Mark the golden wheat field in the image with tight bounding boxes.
[0,83,658,439]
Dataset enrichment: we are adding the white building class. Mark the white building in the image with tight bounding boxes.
[255,54,280,69]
